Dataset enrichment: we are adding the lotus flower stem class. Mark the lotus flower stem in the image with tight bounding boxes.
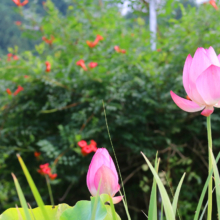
[207,115,213,220]
[45,175,54,207]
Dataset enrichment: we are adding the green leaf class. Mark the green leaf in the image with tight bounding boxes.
[172,173,185,216]
[210,150,220,217]
[194,152,220,220]
[60,197,107,220]
[148,153,159,220]
[17,154,49,220]
[0,204,70,220]
[12,173,32,220]
[108,195,117,220]
[141,152,175,220]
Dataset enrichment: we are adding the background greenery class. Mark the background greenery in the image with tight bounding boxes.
[1,0,220,219]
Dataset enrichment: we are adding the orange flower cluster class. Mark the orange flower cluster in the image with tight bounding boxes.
[45,61,51,72]
[78,140,98,156]
[76,60,98,71]
[38,163,57,180]
[42,36,55,45]
[209,0,218,10]
[6,85,24,96]
[12,0,28,6]
[86,35,104,48]
[7,54,19,62]
[114,46,126,54]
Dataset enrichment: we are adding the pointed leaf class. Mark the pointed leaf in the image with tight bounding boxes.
[17,155,49,220]
[194,152,220,220]
[141,152,175,220]
[148,153,159,220]
[12,174,32,220]
[172,173,185,216]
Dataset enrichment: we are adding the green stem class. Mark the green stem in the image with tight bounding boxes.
[45,175,54,207]
[207,115,212,220]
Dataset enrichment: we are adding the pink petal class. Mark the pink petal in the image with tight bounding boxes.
[87,152,106,196]
[94,165,118,196]
[96,148,118,182]
[196,65,220,106]
[189,48,211,84]
[201,106,214,117]
[206,47,220,66]
[87,166,97,196]
[170,91,205,112]
[182,54,193,97]
[215,100,220,108]
[112,196,123,204]
[188,48,211,105]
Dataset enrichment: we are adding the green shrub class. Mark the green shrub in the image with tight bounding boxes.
[1,0,220,218]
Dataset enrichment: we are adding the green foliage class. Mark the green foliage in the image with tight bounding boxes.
[1,0,220,219]
[0,204,70,220]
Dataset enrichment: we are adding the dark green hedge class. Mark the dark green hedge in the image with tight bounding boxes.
[1,0,220,219]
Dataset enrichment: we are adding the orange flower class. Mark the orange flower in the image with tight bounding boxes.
[24,75,29,78]
[7,54,13,62]
[38,163,57,180]
[45,61,51,72]
[209,0,218,10]
[89,62,98,69]
[114,45,126,54]
[49,173,57,180]
[38,163,51,175]
[86,35,104,48]
[6,88,12,95]
[15,21,22,26]
[86,41,97,48]
[93,35,104,44]
[78,140,97,156]
[78,140,87,148]
[12,0,28,6]
[13,55,19,60]
[34,152,41,157]
[114,46,120,53]
[76,59,87,71]
[42,36,55,45]
[13,85,24,96]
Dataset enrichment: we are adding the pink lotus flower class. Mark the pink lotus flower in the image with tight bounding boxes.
[87,148,122,204]
[170,47,220,117]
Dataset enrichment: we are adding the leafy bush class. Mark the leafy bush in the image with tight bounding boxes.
[1,0,220,219]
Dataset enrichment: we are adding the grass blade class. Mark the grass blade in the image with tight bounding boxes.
[199,187,215,220]
[28,203,37,220]
[210,150,220,217]
[15,204,24,220]
[148,153,159,220]
[161,203,164,220]
[102,101,131,220]
[12,173,32,220]
[194,152,220,220]
[172,173,185,217]
[141,152,175,220]
[17,154,49,220]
